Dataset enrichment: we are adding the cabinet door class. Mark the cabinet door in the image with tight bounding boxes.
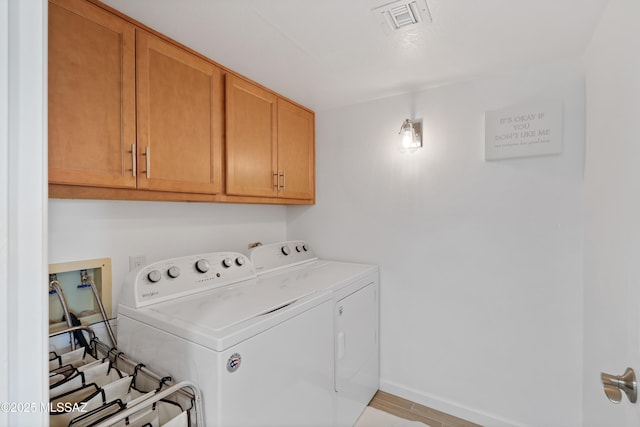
[136,31,223,194]
[48,0,136,188]
[277,99,315,200]
[225,75,278,198]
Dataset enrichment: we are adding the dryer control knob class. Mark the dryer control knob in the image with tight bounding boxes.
[222,257,234,268]
[295,245,302,252]
[167,266,180,279]
[281,246,291,256]
[195,259,210,273]
[302,244,308,251]
[147,270,161,283]
[235,256,245,266]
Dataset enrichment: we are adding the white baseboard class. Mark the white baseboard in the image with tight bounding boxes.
[379,379,529,427]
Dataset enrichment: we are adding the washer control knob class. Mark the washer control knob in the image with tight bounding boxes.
[302,244,308,252]
[295,245,302,252]
[222,257,234,268]
[147,270,161,283]
[281,246,291,256]
[235,256,245,266]
[167,266,180,279]
[195,259,210,273]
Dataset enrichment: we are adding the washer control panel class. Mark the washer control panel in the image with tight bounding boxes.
[250,241,317,274]
[122,252,256,308]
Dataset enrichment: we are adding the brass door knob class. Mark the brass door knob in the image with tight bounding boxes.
[601,367,637,404]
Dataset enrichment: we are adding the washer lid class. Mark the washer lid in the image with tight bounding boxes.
[119,281,331,351]
[148,279,316,332]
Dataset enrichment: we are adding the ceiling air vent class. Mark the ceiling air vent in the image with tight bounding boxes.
[372,0,431,32]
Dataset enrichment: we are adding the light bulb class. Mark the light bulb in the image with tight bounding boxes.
[401,126,415,149]
[399,119,420,152]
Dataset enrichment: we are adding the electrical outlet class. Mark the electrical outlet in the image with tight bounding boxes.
[129,255,147,271]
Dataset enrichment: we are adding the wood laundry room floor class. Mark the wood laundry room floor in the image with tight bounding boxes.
[368,391,483,427]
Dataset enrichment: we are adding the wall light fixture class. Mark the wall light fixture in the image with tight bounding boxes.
[399,118,422,152]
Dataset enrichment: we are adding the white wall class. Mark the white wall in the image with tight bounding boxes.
[49,199,287,315]
[583,0,640,425]
[1,2,8,421]
[288,57,585,426]
[1,0,48,425]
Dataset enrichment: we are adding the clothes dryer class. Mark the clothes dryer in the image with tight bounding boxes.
[250,241,380,427]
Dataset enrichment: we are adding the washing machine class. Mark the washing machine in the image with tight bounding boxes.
[250,241,380,427]
[117,251,335,427]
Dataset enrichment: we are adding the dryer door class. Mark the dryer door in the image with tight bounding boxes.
[334,281,378,392]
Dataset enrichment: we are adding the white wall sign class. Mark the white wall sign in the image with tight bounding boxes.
[485,100,563,160]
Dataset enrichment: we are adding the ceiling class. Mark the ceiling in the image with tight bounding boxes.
[100,0,610,111]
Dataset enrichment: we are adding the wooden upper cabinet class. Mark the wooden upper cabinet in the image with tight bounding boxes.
[136,31,223,194]
[225,75,278,198]
[277,99,315,200]
[226,75,315,201]
[48,0,136,188]
[48,0,313,204]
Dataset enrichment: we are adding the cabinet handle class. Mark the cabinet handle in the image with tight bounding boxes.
[143,146,150,179]
[279,171,285,191]
[273,172,278,189]
[130,144,136,177]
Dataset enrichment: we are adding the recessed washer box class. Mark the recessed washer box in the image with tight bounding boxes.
[48,257,112,333]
